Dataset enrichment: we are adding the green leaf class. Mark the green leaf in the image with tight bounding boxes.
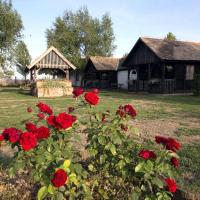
[98,188,109,199]
[95,113,100,121]
[48,184,55,195]
[98,135,106,145]
[135,163,143,173]
[88,164,94,171]
[63,160,71,170]
[100,155,106,164]
[37,186,47,200]
[152,177,164,188]
[69,173,78,185]
[73,163,82,174]
[112,134,122,144]
[144,160,154,172]
[110,144,117,156]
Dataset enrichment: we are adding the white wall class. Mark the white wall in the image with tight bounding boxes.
[117,70,128,89]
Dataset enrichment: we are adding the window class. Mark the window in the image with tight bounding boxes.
[165,65,175,79]
[186,65,194,80]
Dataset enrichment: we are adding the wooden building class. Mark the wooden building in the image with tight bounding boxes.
[27,46,76,81]
[123,37,200,93]
[83,56,122,89]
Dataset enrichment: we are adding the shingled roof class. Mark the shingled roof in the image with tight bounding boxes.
[88,56,127,71]
[140,37,200,61]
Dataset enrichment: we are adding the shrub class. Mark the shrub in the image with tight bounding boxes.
[0,88,181,200]
[193,74,200,96]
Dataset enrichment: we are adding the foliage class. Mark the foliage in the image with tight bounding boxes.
[0,0,23,72]
[46,7,116,69]
[193,74,200,96]
[15,41,31,80]
[165,32,176,41]
[0,89,182,199]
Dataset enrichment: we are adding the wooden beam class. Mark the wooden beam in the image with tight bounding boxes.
[36,64,69,68]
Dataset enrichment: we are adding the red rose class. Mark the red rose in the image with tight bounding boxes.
[72,115,77,123]
[155,136,181,152]
[165,178,177,193]
[34,126,50,140]
[166,138,181,152]
[37,113,45,119]
[116,109,126,118]
[0,135,4,141]
[73,87,84,97]
[92,88,99,94]
[47,113,75,130]
[47,115,56,126]
[121,124,128,131]
[124,104,137,117]
[55,113,74,129]
[26,123,37,132]
[27,107,33,113]
[19,132,37,151]
[36,102,53,115]
[68,107,75,113]
[155,136,168,145]
[139,150,157,160]
[171,157,180,168]
[2,128,21,143]
[51,169,68,187]
[84,92,99,105]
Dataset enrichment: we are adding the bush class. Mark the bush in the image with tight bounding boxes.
[0,88,181,200]
[193,74,200,96]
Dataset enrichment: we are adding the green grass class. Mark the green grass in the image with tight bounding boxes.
[0,87,200,193]
[179,144,200,193]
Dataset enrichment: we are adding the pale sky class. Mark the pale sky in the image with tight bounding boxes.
[12,0,200,61]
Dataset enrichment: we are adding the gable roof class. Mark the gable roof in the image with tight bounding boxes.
[27,46,76,70]
[88,56,120,71]
[140,37,200,61]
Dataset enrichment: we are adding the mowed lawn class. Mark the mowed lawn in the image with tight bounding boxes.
[0,87,200,193]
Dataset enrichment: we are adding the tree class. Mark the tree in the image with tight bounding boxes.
[165,32,176,41]
[15,41,31,80]
[46,7,116,69]
[0,0,23,75]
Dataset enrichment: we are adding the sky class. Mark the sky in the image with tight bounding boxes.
[12,0,200,61]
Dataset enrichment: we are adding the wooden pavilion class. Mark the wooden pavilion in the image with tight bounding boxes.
[27,46,76,97]
[27,46,76,80]
[123,37,200,93]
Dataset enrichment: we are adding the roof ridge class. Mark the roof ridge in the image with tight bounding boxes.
[141,37,200,45]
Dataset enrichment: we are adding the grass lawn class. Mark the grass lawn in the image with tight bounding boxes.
[0,87,200,194]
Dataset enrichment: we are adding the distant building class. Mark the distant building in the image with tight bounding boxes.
[83,56,127,89]
[123,37,200,93]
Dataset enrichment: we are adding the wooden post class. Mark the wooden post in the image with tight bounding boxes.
[161,63,165,93]
[30,69,32,81]
[65,70,69,80]
[34,67,37,81]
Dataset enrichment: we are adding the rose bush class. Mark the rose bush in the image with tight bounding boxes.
[0,88,181,200]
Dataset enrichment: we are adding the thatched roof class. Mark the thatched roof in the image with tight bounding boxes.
[141,37,200,61]
[88,56,127,71]
[27,46,76,70]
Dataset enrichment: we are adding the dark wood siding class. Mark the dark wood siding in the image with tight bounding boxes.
[126,40,160,66]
